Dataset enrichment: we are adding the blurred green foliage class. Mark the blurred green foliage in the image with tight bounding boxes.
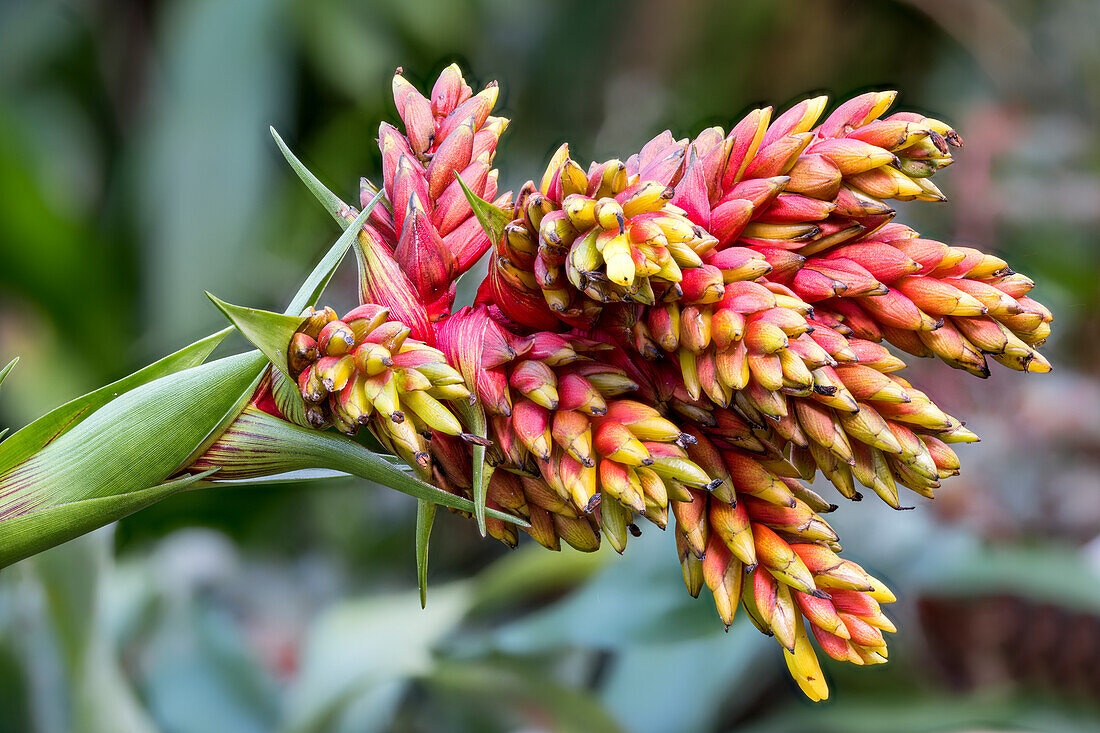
[2,0,1100,730]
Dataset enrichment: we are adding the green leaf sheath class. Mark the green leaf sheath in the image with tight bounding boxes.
[206,295,306,380]
[0,328,232,478]
[0,470,217,569]
[0,351,265,568]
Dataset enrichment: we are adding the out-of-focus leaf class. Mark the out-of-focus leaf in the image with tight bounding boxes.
[600,622,772,733]
[0,470,216,570]
[137,0,287,352]
[457,174,509,248]
[467,543,608,615]
[415,499,436,609]
[467,532,718,656]
[0,350,265,567]
[284,585,472,733]
[31,534,161,733]
[916,542,1100,614]
[284,192,382,317]
[195,406,526,524]
[733,692,1100,733]
[0,357,16,393]
[424,659,627,733]
[142,601,279,733]
[0,328,232,478]
[206,295,305,380]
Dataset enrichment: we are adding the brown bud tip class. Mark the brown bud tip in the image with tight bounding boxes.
[641,458,655,466]
[460,433,493,447]
[810,589,832,600]
[678,432,698,445]
[415,451,431,468]
[382,356,394,367]
[744,563,758,575]
[852,492,864,501]
[307,408,329,429]
[706,478,725,492]
[628,523,642,537]
[584,494,602,514]
[895,505,916,511]
[391,411,405,424]
[827,504,839,512]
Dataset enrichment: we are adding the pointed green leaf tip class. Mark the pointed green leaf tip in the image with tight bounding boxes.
[270,126,351,226]
[286,192,383,316]
[457,174,511,248]
[270,127,387,228]
[206,295,305,380]
[415,499,436,608]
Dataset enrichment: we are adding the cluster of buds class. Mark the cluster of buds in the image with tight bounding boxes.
[433,308,718,552]
[287,304,476,475]
[272,67,1053,700]
[351,64,510,340]
[489,143,724,330]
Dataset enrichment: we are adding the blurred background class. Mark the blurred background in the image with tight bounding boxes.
[1,0,1099,730]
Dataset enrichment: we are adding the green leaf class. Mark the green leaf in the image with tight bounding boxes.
[453,400,490,536]
[0,470,216,569]
[195,406,527,525]
[206,294,306,380]
[271,128,388,226]
[0,350,266,567]
[176,364,266,475]
[0,357,16,393]
[415,499,436,609]
[270,126,351,226]
[271,366,312,428]
[424,660,627,733]
[285,189,385,317]
[457,174,511,248]
[0,328,232,478]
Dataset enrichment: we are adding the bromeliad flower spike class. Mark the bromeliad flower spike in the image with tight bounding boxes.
[0,64,1054,701]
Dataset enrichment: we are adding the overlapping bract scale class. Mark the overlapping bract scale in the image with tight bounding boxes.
[278,67,1053,700]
